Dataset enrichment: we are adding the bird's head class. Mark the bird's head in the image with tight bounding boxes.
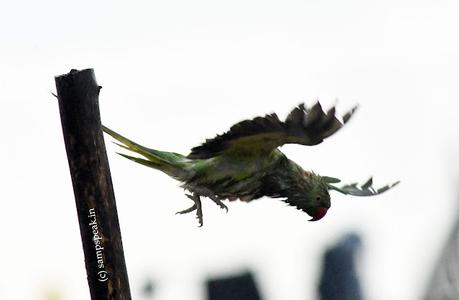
[284,172,331,221]
[284,170,399,222]
[303,188,331,221]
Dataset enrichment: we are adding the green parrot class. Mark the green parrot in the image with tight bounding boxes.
[103,102,398,226]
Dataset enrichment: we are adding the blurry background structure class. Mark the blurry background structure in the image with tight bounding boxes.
[318,233,363,300]
[207,271,262,300]
[423,191,459,300]
[1,0,459,299]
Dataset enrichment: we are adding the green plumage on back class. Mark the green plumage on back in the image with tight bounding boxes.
[103,103,399,227]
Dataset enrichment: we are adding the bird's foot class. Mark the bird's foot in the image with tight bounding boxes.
[176,193,203,227]
[210,196,228,213]
[175,204,197,215]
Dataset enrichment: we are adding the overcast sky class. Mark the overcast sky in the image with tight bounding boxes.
[1,0,459,299]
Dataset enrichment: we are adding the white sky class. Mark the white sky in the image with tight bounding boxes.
[1,0,459,299]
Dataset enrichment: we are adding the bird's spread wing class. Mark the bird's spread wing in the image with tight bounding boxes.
[328,177,400,196]
[187,102,358,159]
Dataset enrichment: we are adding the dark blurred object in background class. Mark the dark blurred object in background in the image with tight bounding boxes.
[206,271,262,300]
[318,233,364,300]
[424,196,459,300]
[141,276,155,299]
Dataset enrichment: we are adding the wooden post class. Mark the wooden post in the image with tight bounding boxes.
[55,69,131,299]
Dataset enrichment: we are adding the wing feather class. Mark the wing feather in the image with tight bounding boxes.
[187,102,357,159]
[329,178,400,196]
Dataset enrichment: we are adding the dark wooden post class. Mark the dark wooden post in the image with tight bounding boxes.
[55,69,131,299]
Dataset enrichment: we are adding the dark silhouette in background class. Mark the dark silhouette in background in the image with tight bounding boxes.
[137,223,459,300]
[424,193,459,300]
[141,277,155,299]
[318,233,364,300]
[207,271,262,300]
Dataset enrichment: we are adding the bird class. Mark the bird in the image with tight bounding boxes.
[103,102,399,226]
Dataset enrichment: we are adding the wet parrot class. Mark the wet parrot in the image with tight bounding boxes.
[103,102,399,226]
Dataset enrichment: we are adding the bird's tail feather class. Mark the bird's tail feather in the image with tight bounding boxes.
[102,125,190,179]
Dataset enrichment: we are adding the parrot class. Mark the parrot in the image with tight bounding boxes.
[103,102,399,226]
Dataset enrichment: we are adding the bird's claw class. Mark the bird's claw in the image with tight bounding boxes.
[177,193,203,227]
[176,193,228,226]
[175,204,197,215]
[210,196,229,213]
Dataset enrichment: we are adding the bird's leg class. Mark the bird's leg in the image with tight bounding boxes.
[209,195,228,213]
[189,194,203,226]
[176,193,203,227]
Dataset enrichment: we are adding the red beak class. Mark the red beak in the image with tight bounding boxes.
[308,207,328,222]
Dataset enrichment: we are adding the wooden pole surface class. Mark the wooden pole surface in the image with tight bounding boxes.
[55,69,131,299]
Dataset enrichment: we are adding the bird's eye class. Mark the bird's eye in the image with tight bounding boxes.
[316,196,321,201]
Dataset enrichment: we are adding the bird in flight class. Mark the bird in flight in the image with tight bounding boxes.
[103,102,399,226]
